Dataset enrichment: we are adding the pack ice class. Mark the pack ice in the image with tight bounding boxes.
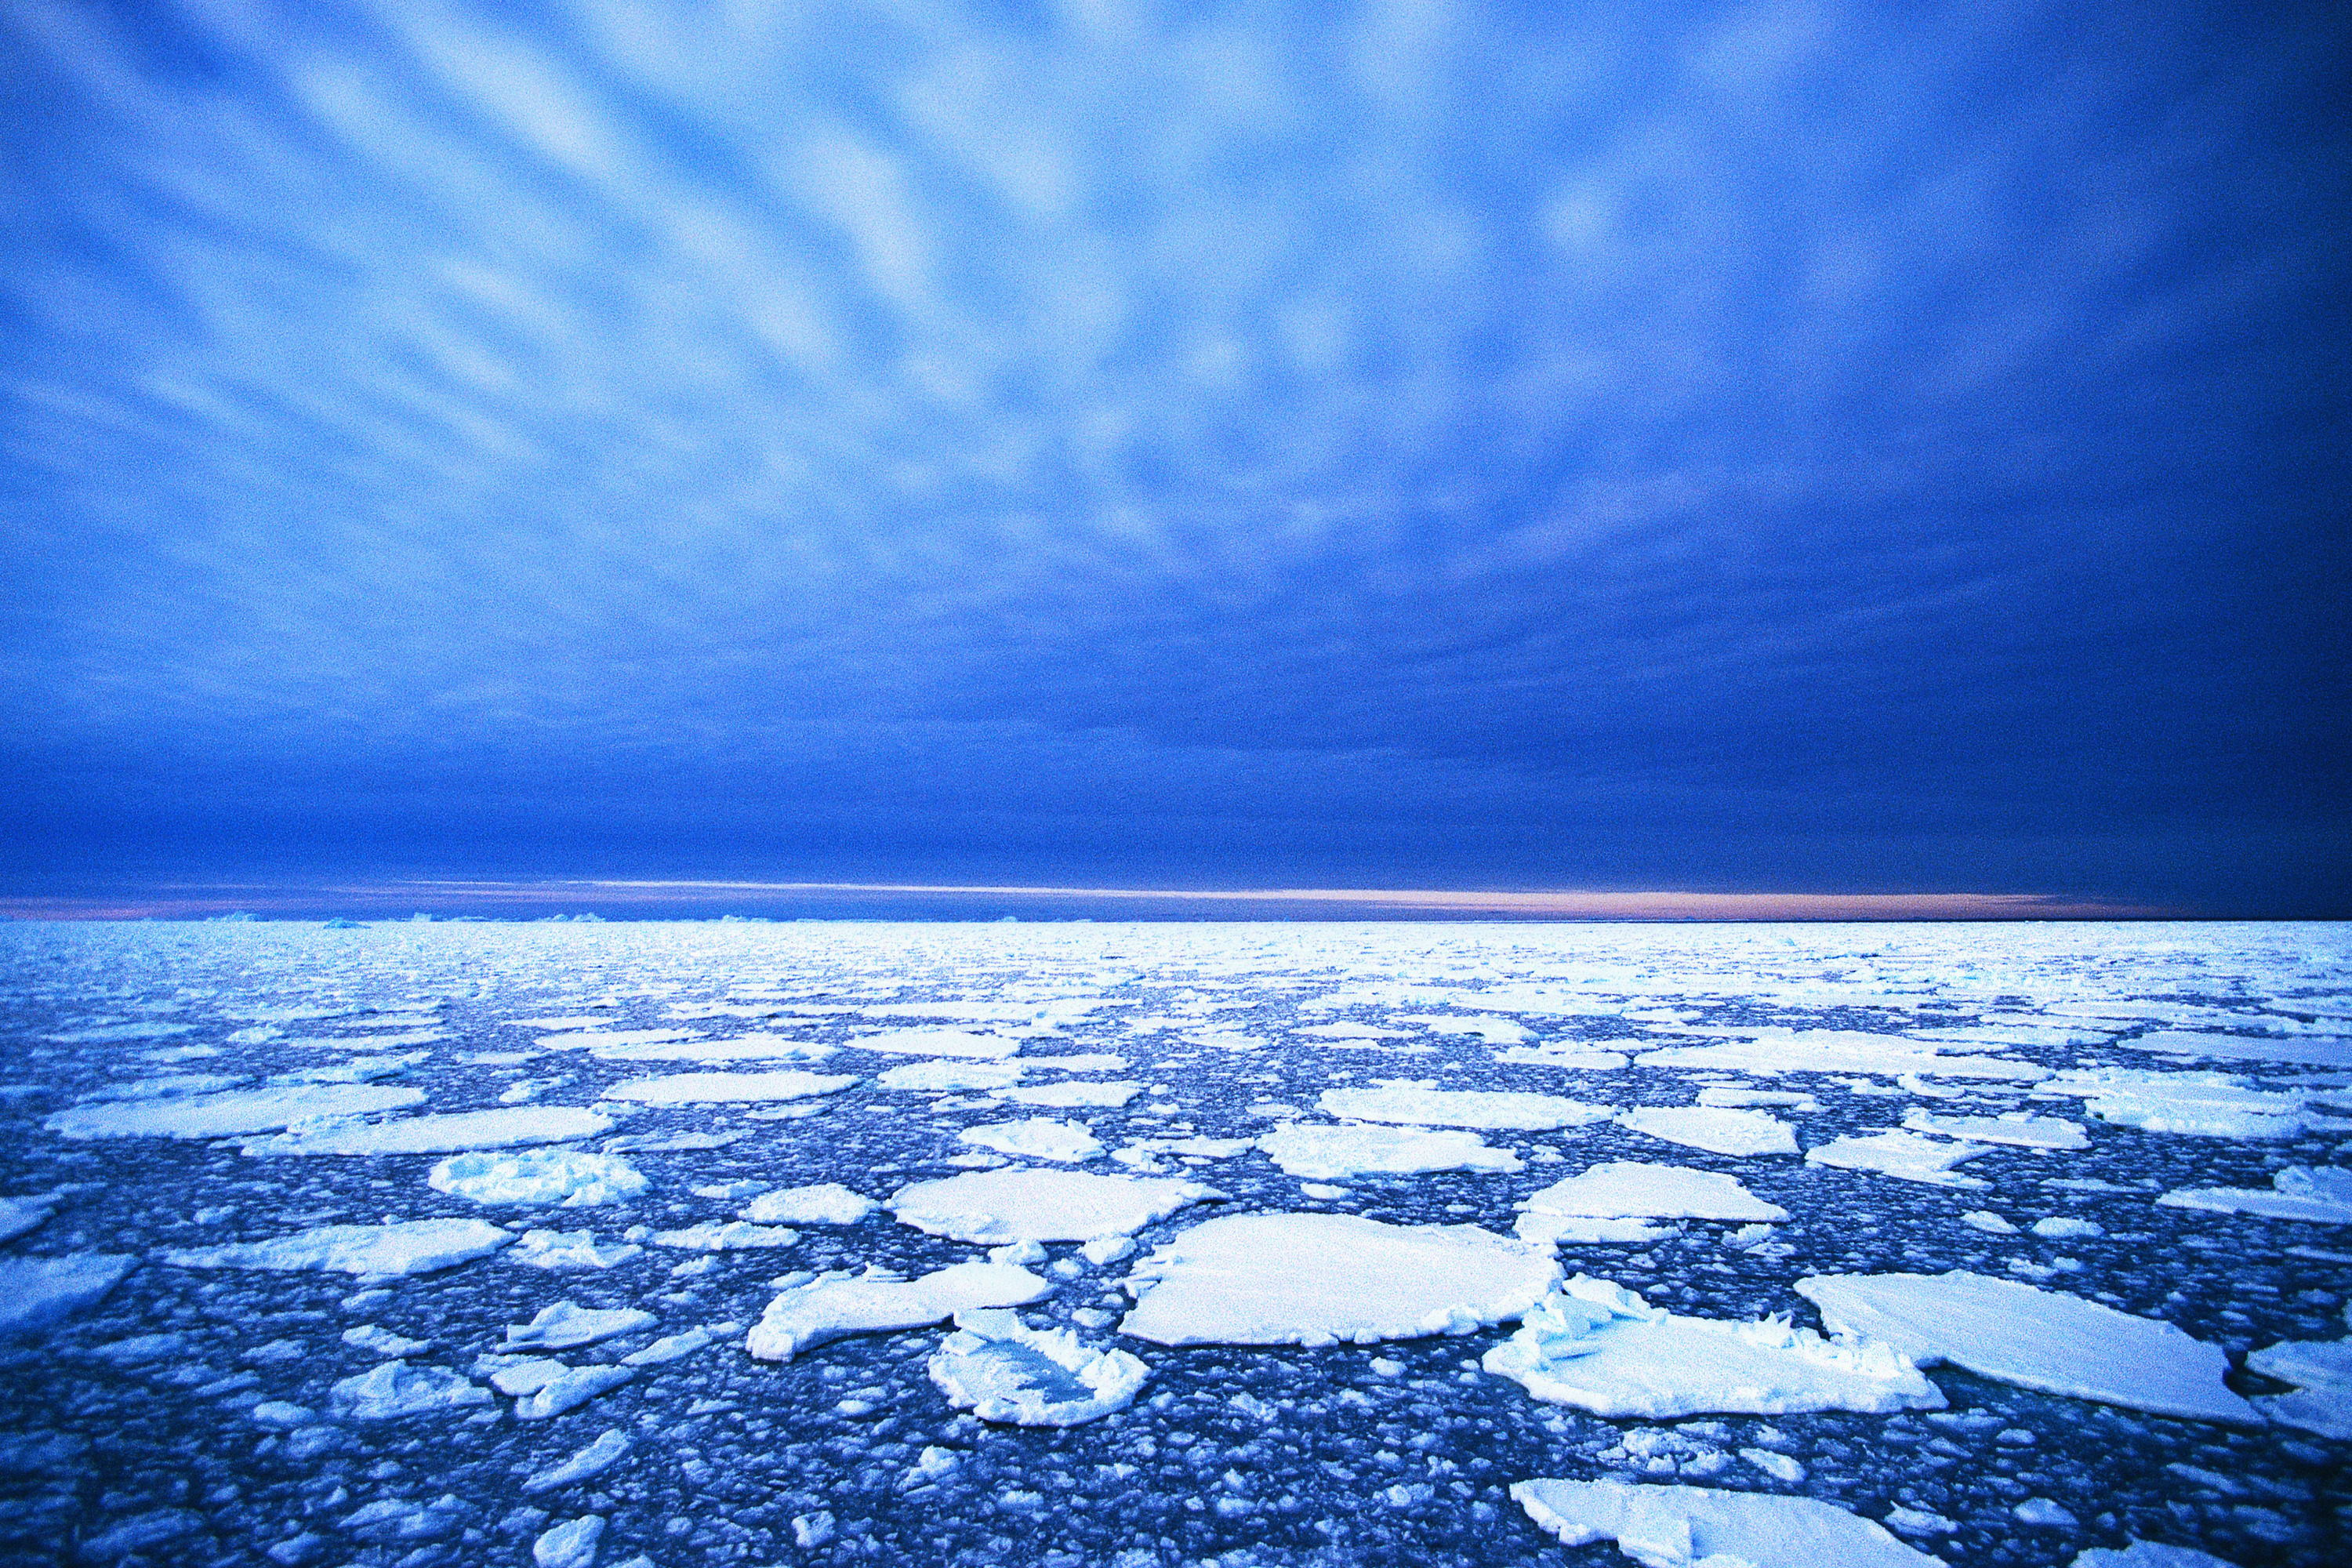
[1513,1162,1786,1247]
[1117,1213,1559,1347]
[428,1149,649,1207]
[889,1169,1219,1243]
[0,1254,137,1336]
[1257,1123,1521,1180]
[2158,1166,2352,1224]
[1314,1085,1616,1131]
[927,1308,1149,1426]
[602,1071,858,1104]
[747,1262,1054,1361]
[45,1083,424,1139]
[161,1218,513,1276]
[1617,1106,1798,1157]
[1512,1478,1935,1567]
[241,1106,614,1155]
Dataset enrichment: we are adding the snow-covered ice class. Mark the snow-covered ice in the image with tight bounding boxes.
[2158,1166,2352,1224]
[874,1059,1024,1091]
[1315,1084,1616,1131]
[746,1261,1054,1360]
[427,1149,649,1206]
[1900,1109,2089,1149]
[742,1182,879,1225]
[1519,1161,1788,1222]
[1617,1105,1798,1156]
[601,1069,858,1104]
[1257,1121,1522,1179]
[503,1301,658,1350]
[847,1029,1022,1058]
[992,1079,1142,1108]
[2038,1068,2307,1138]
[1805,1131,1993,1188]
[0,1253,136,1335]
[241,1105,614,1155]
[956,1120,1103,1161]
[0,1192,56,1242]
[161,1218,513,1276]
[889,1168,1219,1243]
[927,1308,1150,1425]
[1513,1477,1936,1566]
[328,1362,493,1421]
[506,1229,643,1269]
[45,1082,424,1139]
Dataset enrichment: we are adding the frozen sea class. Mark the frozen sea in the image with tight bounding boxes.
[1,919,2347,1568]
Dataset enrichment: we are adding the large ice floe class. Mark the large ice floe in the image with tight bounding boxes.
[503,1301,657,1349]
[1513,1162,1787,1246]
[742,1183,879,1225]
[927,1308,1149,1426]
[1,1192,56,1242]
[241,1105,615,1156]
[889,1168,1219,1243]
[845,1029,1022,1059]
[874,1060,1024,1092]
[1117,1213,1559,1346]
[1617,1105,1798,1156]
[1512,1478,1935,1567]
[160,1218,513,1276]
[585,1034,837,1064]
[1635,1028,2049,1082]
[1900,1109,2089,1149]
[2245,1319,2352,1439]
[1313,1084,1616,1130]
[956,1120,1103,1161]
[1483,1275,1944,1417]
[992,1080,1142,1108]
[2035,1068,2307,1138]
[1795,1270,2260,1422]
[427,1149,649,1207]
[44,1082,424,1139]
[2158,1165,2352,1223]
[1256,1122,1522,1179]
[1804,1131,1993,1188]
[747,1262,1053,1360]
[601,1070,858,1104]
[328,1362,494,1421]
[0,1254,137,1336]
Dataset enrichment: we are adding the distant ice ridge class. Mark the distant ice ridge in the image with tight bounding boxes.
[1117,1213,1558,1347]
[602,1070,858,1104]
[241,1106,614,1156]
[891,1169,1218,1243]
[2159,1165,2352,1223]
[927,1308,1149,1426]
[0,1254,137,1336]
[1513,1478,1935,1566]
[1795,1269,2259,1423]
[161,1218,512,1276]
[1315,1084,1616,1131]
[428,1149,648,1207]
[45,1082,424,1139]
[1257,1123,1521,1179]
[747,1262,1054,1361]
[1617,1106,1797,1157]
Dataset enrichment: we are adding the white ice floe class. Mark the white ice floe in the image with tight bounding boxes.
[506,1230,644,1270]
[343,1323,432,1357]
[1519,1163,1788,1225]
[927,1308,1150,1426]
[1697,1087,1820,1112]
[2031,1217,2102,1239]
[746,1261,1054,1360]
[1900,1111,2088,1150]
[1962,1210,2019,1234]
[1484,1275,1943,1418]
[992,1080,1142,1109]
[2158,1166,2352,1224]
[958,1120,1103,1162]
[1617,1106,1797,1157]
[428,1149,648,1207]
[744,1184,878,1225]
[1022,1052,1129,1073]
[890,1169,1220,1244]
[503,1302,658,1350]
[1397,1015,1532,1044]
[243,1106,615,1156]
[2036,1068,2306,1138]
[602,1070,858,1104]
[1636,1030,2048,1083]
[587,1034,837,1064]
[515,1365,634,1420]
[45,1083,424,1140]
[876,1060,1024,1092]
[539,1029,704,1050]
[1795,1269,2260,1422]
[1494,1045,1633,1071]
[1316,1085,1617,1131]
[1295,1022,1417,1040]
[848,1029,1023,1059]
[0,1194,56,1243]
[2245,1332,2352,1438]
[647,1221,798,1250]
[533,1516,604,1568]
[1258,1122,1522,1180]
[2071,1544,2242,1568]
[1512,1478,1935,1567]
[524,1428,631,1494]
[1805,1131,1992,1188]
[328,1361,493,1421]
[162,1218,512,1276]
[1117,1212,1558,1347]
[0,1254,136,1336]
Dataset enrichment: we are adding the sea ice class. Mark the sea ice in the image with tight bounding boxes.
[587,1034,837,1064]
[1316,1085,1616,1131]
[1795,1270,2259,1422]
[890,1169,1220,1243]
[1697,1087,1819,1112]
[1636,1030,2047,1083]
[1262,1121,1522,1179]
[533,1515,603,1568]
[161,1218,512,1276]
[1494,1045,1633,1071]
[746,1261,1054,1361]
[602,1070,858,1104]
[1483,1275,1944,1417]
[45,1083,425,1140]
[744,1184,879,1225]
[848,1029,1023,1059]
[503,1302,659,1350]
[1117,1212,1558,1347]
[647,1221,798,1250]
[927,1308,1150,1425]
[876,1060,1024,1092]
[2037,1069,2306,1138]
[516,1365,635,1420]
[507,1230,644,1270]
[992,1080,1142,1108]
[2158,1165,2352,1223]
[2071,1544,2241,1568]
[428,1149,649,1207]
[2244,1334,2352,1439]
[328,1362,493,1421]
[1804,1131,1991,1188]
[524,1428,631,1494]
[958,1120,1103,1162]
[1512,1478,1935,1566]
[0,1194,55,1242]
[242,1106,615,1156]
[1617,1106,1797,1157]
[343,1323,432,1356]
[1900,1110,2088,1149]
[0,1254,136,1336]
[1519,1162,1788,1222]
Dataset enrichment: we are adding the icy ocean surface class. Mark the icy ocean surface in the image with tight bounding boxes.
[1,920,2347,1568]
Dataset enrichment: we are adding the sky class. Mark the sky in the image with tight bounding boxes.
[2,0,2346,919]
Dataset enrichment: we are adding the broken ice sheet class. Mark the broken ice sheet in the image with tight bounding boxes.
[747,1261,1052,1361]
[1483,1275,1944,1418]
[957,1120,1104,1162]
[927,1308,1149,1426]
[1804,1131,1991,1188]
[1316,1083,1617,1130]
[1256,1122,1521,1179]
[161,1218,514,1276]
[241,1105,615,1156]
[428,1149,649,1207]
[0,1254,137,1336]
[1617,1105,1798,1156]
[2158,1165,2352,1223]
[1513,1477,1935,1567]
[507,1230,644,1270]
[890,1168,1218,1243]
[2245,1313,2352,1439]
[0,1193,56,1243]
[1900,1109,2088,1149]
[503,1301,658,1350]
[44,1082,424,1140]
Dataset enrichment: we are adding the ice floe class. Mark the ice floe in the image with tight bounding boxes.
[1494,1045,1633,1071]
[875,1060,1024,1092]
[1519,1162,1788,1225]
[957,1120,1103,1162]
[889,1169,1219,1243]
[506,1231,644,1270]
[848,1029,1022,1058]
[162,1218,512,1276]
[1,1193,56,1242]
[927,1308,1149,1425]
[1636,1029,2048,1083]
[1900,1110,2088,1149]
[243,1105,615,1156]
[586,1034,837,1064]
[1617,1105,1798,1156]
[1805,1131,1992,1188]
[503,1302,658,1350]
[45,1083,425,1140]
[2245,1329,2352,1439]
[1257,1122,1522,1179]
[646,1221,798,1250]
[1795,1269,2260,1422]
[328,1362,493,1421]
[2158,1165,2352,1224]
[1316,1084,1616,1130]
[427,1149,649,1207]
[1697,1087,1820,1112]
[1513,1477,1936,1567]
[991,1080,1142,1108]
[524,1428,631,1494]
[1117,1212,1558,1346]
[0,1254,136,1336]
[516,1365,634,1420]
[1484,1275,1943,1417]
[746,1262,1054,1361]
[743,1184,879,1225]
[602,1070,858,1104]
[2037,1068,2307,1138]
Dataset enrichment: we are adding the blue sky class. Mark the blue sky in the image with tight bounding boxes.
[2,1,2345,915]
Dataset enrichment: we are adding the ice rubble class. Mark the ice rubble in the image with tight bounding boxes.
[328,1362,493,1420]
[2245,1325,2352,1439]
[992,1080,1142,1108]
[1,1193,55,1242]
[1512,1477,1935,1567]
[161,1218,512,1276]
[2159,1165,2352,1223]
[1635,1029,2048,1082]
[507,1230,644,1269]
[1617,1106,1797,1157]
[957,1120,1103,1161]
[1117,1213,1559,1347]
[428,1149,649,1207]
[890,1169,1220,1243]
[747,1262,1054,1360]
[2036,1068,2307,1138]
[242,1105,615,1155]
[503,1301,658,1349]
[875,1060,1024,1092]
[1257,1122,1522,1180]
[1900,1110,2088,1149]
[1805,1131,1992,1188]
[927,1308,1150,1426]
[1483,1275,1943,1418]
[744,1184,879,1225]
[601,1070,858,1104]
[1795,1270,2261,1422]
[1315,1084,1617,1130]
[44,1082,425,1139]
[0,1254,137,1336]
[847,1028,1023,1058]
